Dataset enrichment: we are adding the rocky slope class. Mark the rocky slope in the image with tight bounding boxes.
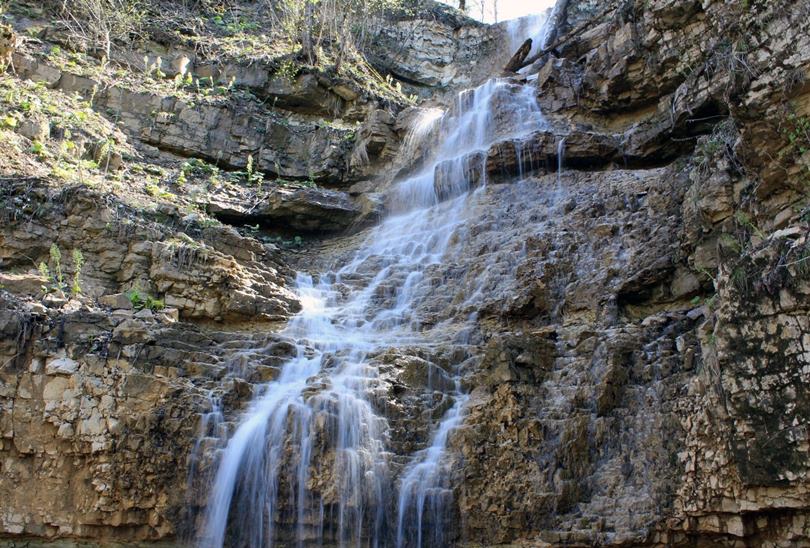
[1,0,809,546]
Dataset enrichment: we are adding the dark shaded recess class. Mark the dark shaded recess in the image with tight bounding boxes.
[615,266,676,309]
[620,100,731,167]
[209,210,350,239]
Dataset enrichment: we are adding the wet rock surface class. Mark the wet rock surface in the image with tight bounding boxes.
[0,290,298,540]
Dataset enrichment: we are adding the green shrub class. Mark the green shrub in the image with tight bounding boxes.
[145,295,164,311]
[127,288,165,311]
[127,288,144,309]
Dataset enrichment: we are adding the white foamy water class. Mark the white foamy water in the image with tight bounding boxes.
[396,379,469,548]
[505,13,550,58]
[503,3,564,73]
[196,36,549,548]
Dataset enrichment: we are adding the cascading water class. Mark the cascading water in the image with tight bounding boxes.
[557,137,566,185]
[505,13,551,60]
[503,1,564,72]
[196,15,551,548]
[395,379,468,548]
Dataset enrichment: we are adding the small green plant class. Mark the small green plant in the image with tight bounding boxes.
[243,224,261,238]
[142,55,166,80]
[691,293,717,311]
[246,154,254,179]
[38,261,51,288]
[173,70,195,90]
[19,98,40,113]
[276,59,298,82]
[144,181,173,199]
[718,232,743,255]
[71,249,84,295]
[696,265,717,287]
[145,295,165,311]
[144,183,157,196]
[734,211,765,239]
[153,59,165,79]
[780,110,810,184]
[261,234,305,248]
[50,163,75,181]
[127,289,164,311]
[784,112,810,154]
[211,76,237,96]
[96,138,116,172]
[197,217,222,228]
[731,265,751,295]
[38,244,84,297]
[196,76,214,88]
[246,154,263,185]
[127,288,144,309]
[212,13,260,35]
[49,244,64,291]
[30,140,46,157]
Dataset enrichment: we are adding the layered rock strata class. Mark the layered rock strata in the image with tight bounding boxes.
[0,0,809,546]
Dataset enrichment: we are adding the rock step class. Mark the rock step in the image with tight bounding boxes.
[431,123,693,203]
[207,184,362,234]
[11,53,357,185]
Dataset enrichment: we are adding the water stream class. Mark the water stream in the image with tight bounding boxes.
[196,16,551,547]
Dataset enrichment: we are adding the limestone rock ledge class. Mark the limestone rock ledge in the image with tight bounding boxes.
[0,179,300,322]
[0,291,294,541]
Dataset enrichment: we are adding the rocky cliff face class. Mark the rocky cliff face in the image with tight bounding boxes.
[1,0,809,546]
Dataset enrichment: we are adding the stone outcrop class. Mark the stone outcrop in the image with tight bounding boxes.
[11,53,357,185]
[439,0,810,544]
[0,291,299,539]
[0,179,299,322]
[206,182,363,233]
[366,1,496,92]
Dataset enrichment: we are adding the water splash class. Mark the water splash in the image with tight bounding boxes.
[401,107,445,161]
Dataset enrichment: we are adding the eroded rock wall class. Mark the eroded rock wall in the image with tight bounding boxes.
[443,0,810,544]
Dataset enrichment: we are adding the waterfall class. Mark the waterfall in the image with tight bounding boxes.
[395,379,468,548]
[196,17,550,548]
[503,4,561,72]
[557,136,566,186]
